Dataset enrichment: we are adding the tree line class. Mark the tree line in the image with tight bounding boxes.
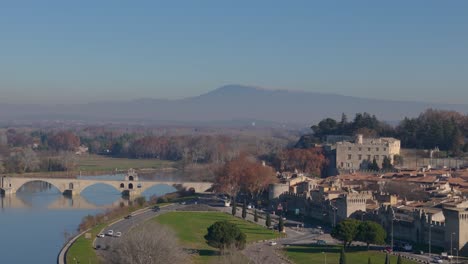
[308,109,468,156]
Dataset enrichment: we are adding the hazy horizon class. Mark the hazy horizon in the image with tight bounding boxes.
[1,1,468,104]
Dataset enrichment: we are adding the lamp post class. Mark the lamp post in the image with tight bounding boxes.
[330,205,337,228]
[451,232,455,258]
[322,252,327,264]
[453,248,458,264]
[429,224,433,256]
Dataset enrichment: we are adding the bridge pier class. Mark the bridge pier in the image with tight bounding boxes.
[121,189,142,199]
[62,189,79,197]
[0,188,16,195]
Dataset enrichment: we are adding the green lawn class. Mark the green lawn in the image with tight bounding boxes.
[76,154,174,172]
[66,223,106,264]
[284,245,418,264]
[155,212,279,263]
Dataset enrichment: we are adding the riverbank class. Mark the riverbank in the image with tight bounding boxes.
[60,194,198,264]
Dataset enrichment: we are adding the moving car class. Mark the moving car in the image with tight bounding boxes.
[432,257,443,263]
[96,233,105,238]
[152,206,160,212]
[107,230,114,236]
[269,241,277,246]
[124,214,133,219]
[316,240,327,245]
[115,232,122,237]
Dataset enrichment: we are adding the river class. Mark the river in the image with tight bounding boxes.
[0,174,177,264]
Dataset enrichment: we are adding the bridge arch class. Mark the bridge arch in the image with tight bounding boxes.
[15,179,66,194]
[78,182,122,195]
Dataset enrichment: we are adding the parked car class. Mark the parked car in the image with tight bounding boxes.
[107,230,114,236]
[152,206,160,212]
[96,233,105,238]
[269,241,277,246]
[115,232,122,237]
[432,257,443,263]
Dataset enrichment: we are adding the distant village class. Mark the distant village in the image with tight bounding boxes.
[269,134,468,255]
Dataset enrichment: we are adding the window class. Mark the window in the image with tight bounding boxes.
[341,162,344,167]
[376,147,379,151]
[348,154,352,160]
[368,147,371,151]
[384,148,387,151]
[348,147,352,151]
[367,155,371,160]
[358,147,362,151]
[358,154,362,160]
[375,155,379,160]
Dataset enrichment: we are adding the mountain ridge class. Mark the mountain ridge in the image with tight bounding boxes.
[0,85,466,125]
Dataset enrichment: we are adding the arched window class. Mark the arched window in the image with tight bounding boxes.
[128,183,134,189]
[129,176,134,181]
[69,183,74,190]
[120,183,125,188]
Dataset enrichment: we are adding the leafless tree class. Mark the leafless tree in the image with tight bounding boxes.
[107,221,191,264]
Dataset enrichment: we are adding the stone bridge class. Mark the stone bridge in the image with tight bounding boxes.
[0,175,213,198]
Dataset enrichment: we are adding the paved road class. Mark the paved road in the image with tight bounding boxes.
[94,203,183,261]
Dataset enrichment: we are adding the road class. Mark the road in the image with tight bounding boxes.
[94,203,183,261]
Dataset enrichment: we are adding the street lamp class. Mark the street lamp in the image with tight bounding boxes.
[331,205,337,228]
[428,224,433,256]
[322,252,327,264]
[451,232,455,258]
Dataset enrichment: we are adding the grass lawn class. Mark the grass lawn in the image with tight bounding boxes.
[284,245,418,264]
[76,154,174,172]
[155,212,279,263]
[66,223,106,264]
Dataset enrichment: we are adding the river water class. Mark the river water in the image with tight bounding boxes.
[0,174,177,264]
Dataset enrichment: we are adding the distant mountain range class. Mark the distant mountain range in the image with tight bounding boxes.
[1,85,467,126]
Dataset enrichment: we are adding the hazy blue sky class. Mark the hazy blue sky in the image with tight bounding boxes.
[0,1,467,104]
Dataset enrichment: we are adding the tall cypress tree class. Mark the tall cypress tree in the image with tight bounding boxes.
[278,216,284,232]
[254,209,258,222]
[367,257,372,264]
[266,213,271,228]
[231,199,237,216]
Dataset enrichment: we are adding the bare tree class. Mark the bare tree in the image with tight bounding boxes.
[107,222,190,264]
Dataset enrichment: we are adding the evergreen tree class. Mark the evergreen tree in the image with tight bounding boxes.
[278,216,284,232]
[339,248,346,264]
[265,213,271,228]
[231,200,237,216]
[254,209,258,222]
[369,158,380,171]
[396,255,403,264]
[382,156,393,170]
[242,200,247,219]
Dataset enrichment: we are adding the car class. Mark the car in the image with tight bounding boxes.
[115,232,122,237]
[96,233,105,238]
[124,214,132,219]
[432,257,443,263]
[316,240,327,245]
[152,206,160,212]
[180,201,186,205]
[107,230,114,236]
[269,241,277,246]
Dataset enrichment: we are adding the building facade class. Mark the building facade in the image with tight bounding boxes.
[335,134,401,171]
